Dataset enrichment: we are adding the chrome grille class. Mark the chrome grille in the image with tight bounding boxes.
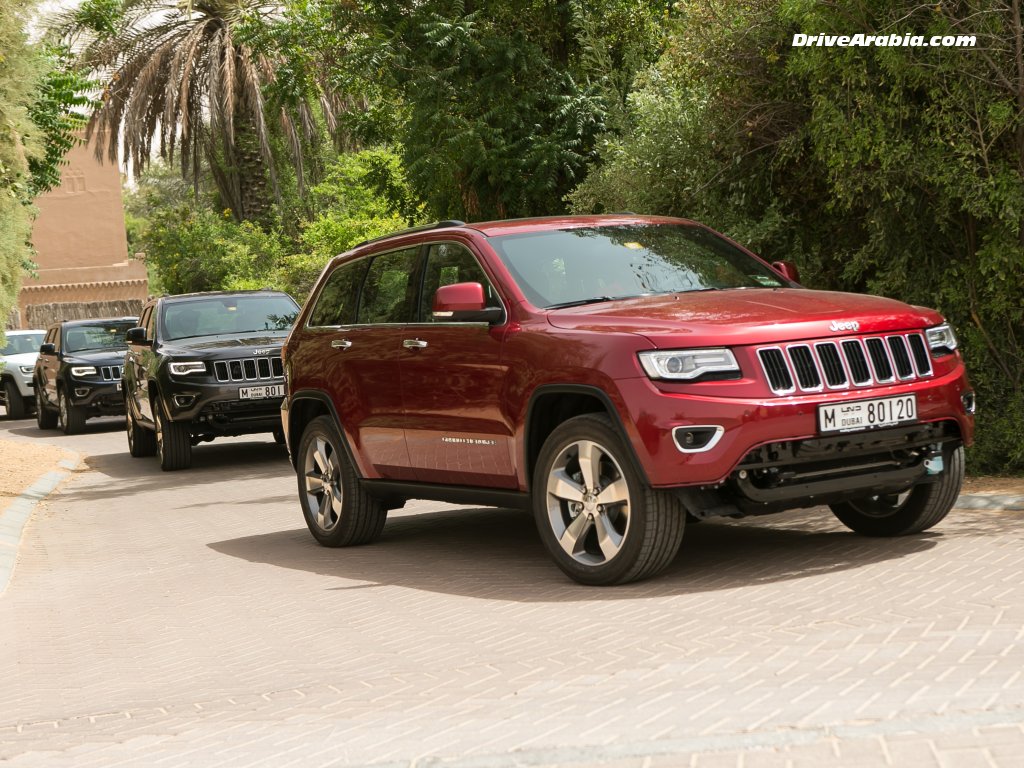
[214,356,283,383]
[100,365,123,381]
[758,333,932,395]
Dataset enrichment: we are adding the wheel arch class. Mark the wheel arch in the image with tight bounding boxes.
[287,390,361,473]
[524,384,649,491]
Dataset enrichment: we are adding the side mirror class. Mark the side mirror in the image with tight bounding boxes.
[772,260,801,284]
[125,327,149,346]
[39,343,56,355]
[432,282,504,324]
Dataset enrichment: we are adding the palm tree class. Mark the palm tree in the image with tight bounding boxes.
[61,0,321,221]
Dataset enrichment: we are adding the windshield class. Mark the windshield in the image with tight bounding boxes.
[489,224,787,309]
[63,322,135,353]
[162,294,299,341]
[0,332,44,356]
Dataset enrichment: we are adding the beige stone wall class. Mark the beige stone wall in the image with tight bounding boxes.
[17,132,148,329]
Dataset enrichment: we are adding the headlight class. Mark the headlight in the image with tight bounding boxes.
[19,366,33,374]
[169,361,207,376]
[925,323,958,354]
[638,348,740,380]
[70,366,97,377]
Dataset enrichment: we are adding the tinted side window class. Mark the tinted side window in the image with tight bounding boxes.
[358,248,420,324]
[308,259,369,327]
[418,243,502,322]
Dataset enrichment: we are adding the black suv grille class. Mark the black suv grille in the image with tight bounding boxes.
[100,365,123,381]
[757,332,932,395]
[213,356,283,383]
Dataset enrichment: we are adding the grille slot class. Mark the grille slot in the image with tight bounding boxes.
[865,338,894,382]
[757,348,794,393]
[100,365,123,381]
[758,333,933,395]
[214,356,283,383]
[787,345,822,390]
[908,334,932,375]
[887,336,914,379]
[815,343,847,387]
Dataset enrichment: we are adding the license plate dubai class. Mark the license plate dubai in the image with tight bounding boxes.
[818,394,916,434]
[239,384,285,400]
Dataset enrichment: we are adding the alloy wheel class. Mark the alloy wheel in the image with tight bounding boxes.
[545,439,631,566]
[303,435,344,532]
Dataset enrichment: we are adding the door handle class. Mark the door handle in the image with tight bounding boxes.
[403,339,428,349]
[331,339,352,350]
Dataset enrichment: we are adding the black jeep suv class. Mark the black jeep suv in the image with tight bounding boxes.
[123,290,299,470]
[34,318,137,434]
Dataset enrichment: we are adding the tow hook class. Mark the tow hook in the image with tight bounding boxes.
[924,445,944,475]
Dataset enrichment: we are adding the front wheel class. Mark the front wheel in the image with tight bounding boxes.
[297,416,387,547]
[154,397,192,471]
[2,380,25,420]
[126,401,157,457]
[58,389,86,435]
[830,446,964,536]
[35,388,57,429]
[533,414,686,586]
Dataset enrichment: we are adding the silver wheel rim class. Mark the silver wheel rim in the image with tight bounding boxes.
[545,439,631,566]
[850,491,913,518]
[303,434,343,532]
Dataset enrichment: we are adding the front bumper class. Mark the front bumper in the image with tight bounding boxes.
[163,377,284,436]
[616,363,974,489]
[67,379,125,414]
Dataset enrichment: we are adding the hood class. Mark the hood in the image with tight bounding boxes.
[546,288,944,347]
[161,331,287,357]
[0,351,40,368]
[65,349,128,365]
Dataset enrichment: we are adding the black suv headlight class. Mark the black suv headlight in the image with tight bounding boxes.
[169,361,207,376]
[925,323,958,355]
[70,366,97,377]
[638,348,740,381]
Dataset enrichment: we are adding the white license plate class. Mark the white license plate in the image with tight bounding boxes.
[115,381,121,391]
[818,394,916,434]
[239,384,285,400]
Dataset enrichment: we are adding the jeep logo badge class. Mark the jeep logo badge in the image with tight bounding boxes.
[253,348,272,355]
[829,320,860,332]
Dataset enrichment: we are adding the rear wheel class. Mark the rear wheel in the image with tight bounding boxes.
[154,397,192,470]
[126,401,157,457]
[58,388,86,435]
[297,416,387,547]
[35,388,57,429]
[830,446,964,536]
[533,414,686,586]
[2,380,25,420]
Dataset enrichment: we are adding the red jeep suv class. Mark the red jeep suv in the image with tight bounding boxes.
[281,215,974,585]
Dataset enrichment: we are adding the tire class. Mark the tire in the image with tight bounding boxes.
[2,379,25,420]
[154,397,192,471]
[272,427,286,445]
[58,388,87,435]
[35,387,57,429]
[533,413,686,586]
[296,415,387,547]
[126,400,157,457]
[830,445,965,536]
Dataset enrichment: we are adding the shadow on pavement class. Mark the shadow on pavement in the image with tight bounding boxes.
[209,506,939,602]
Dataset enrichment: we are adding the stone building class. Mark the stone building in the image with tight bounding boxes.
[14,132,147,330]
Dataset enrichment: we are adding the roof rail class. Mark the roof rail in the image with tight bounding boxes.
[351,220,467,250]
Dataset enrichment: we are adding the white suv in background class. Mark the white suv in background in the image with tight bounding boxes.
[0,330,45,420]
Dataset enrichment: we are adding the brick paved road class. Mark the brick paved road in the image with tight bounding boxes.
[1,418,1023,767]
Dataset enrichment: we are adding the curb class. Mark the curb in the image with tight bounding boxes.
[0,455,79,597]
[954,493,1024,511]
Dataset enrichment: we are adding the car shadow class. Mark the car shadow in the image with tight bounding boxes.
[60,439,291,501]
[209,506,940,602]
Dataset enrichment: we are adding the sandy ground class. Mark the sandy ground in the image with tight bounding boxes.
[0,436,72,508]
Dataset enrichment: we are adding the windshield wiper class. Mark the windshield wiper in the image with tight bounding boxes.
[545,296,615,309]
